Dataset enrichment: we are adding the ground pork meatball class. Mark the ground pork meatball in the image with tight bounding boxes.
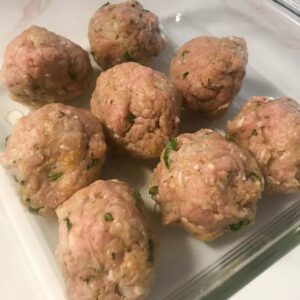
[90,62,180,159]
[0,103,106,215]
[0,25,93,107]
[56,180,156,300]
[227,96,300,194]
[170,36,248,119]
[150,129,264,241]
[88,0,165,70]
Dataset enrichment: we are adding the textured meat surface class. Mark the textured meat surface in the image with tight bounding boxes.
[56,180,156,300]
[0,25,93,107]
[170,36,248,119]
[227,96,300,193]
[151,129,264,241]
[0,103,106,215]
[91,62,180,159]
[88,0,165,70]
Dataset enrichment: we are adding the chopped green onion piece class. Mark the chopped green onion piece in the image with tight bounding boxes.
[87,159,100,170]
[229,219,250,231]
[149,186,159,197]
[164,138,177,169]
[104,212,114,222]
[48,172,63,181]
[64,217,73,231]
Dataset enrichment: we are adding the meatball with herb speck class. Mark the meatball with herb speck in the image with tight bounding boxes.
[0,25,93,107]
[0,103,106,215]
[56,180,156,300]
[227,96,300,194]
[88,0,165,70]
[170,36,248,119]
[91,62,180,159]
[150,129,264,241]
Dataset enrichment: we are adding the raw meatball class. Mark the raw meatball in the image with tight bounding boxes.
[150,129,264,241]
[0,103,106,215]
[56,180,156,300]
[88,0,165,70]
[170,36,248,119]
[91,62,180,159]
[0,25,93,107]
[227,96,300,194]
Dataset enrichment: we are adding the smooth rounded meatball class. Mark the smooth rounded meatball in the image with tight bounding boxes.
[150,129,264,241]
[88,0,165,70]
[170,36,248,119]
[56,180,156,300]
[0,103,106,215]
[0,25,93,107]
[91,62,180,159]
[227,96,300,194]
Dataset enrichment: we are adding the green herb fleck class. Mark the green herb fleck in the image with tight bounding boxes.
[48,172,63,181]
[229,219,250,231]
[64,217,73,231]
[182,50,190,57]
[149,186,159,197]
[26,198,41,214]
[143,9,150,12]
[182,72,189,79]
[147,239,154,265]
[101,2,110,8]
[164,138,177,169]
[128,112,136,124]
[252,129,258,136]
[4,135,10,146]
[68,69,77,81]
[87,159,100,170]
[248,172,261,181]
[124,50,136,62]
[104,212,114,222]
[13,175,19,183]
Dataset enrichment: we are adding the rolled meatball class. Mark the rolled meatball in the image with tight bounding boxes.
[150,129,264,241]
[0,25,93,107]
[91,62,180,159]
[0,103,106,215]
[227,96,300,194]
[88,0,165,70]
[170,36,248,119]
[56,180,156,300]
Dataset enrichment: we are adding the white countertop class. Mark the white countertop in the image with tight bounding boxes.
[0,0,300,299]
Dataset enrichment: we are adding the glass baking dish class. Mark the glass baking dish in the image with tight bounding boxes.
[0,1,300,299]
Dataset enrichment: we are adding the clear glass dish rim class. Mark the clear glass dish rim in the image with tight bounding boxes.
[163,200,300,300]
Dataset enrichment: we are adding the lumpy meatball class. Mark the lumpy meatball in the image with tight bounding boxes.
[0,103,106,215]
[91,62,180,159]
[0,25,93,107]
[88,0,165,70]
[150,129,264,241]
[227,96,300,194]
[56,180,156,300]
[170,36,248,119]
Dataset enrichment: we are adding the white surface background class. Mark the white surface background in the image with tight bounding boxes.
[0,0,300,299]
